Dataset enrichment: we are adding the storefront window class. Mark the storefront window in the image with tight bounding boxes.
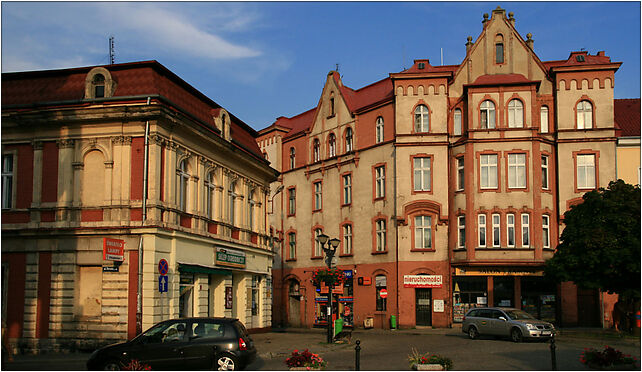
[338,270,354,327]
[375,275,387,311]
[493,276,514,307]
[521,277,557,323]
[452,276,487,322]
[251,275,260,316]
[314,270,354,328]
[180,273,195,318]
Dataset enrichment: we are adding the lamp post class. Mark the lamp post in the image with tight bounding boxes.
[316,233,340,343]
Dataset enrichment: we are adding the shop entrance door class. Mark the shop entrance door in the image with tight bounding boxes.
[415,289,432,326]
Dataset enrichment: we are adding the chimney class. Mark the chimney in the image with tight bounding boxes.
[526,33,534,50]
[466,36,474,55]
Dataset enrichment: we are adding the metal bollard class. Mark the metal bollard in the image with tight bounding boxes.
[549,335,557,370]
[355,339,361,371]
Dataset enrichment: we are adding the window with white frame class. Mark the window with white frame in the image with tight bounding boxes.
[228,180,236,224]
[314,181,322,210]
[1,154,14,209]
[540,106,549,133]
[328,133,336,158]
[507,153,526,189]
[289,147,296,169]
[413,157,431,192]
[492,214,501,247]
[507,214,515,247]
[345,127,353,152]
[248,190,256,230]
[521,214,530,247]
[288,188,296,215]
[414,105,430,133]
[576,100,593,129]
[541,156,549,190]
[577,154,596,189]
[342,174,352,205]
[457,157,465,191]
[375,166,385,198]
[376,117,384,143]
[177,159,190,212]
[478,214,487,247]
[542,215,550,249]
[205,171,216,219]
[507,99,524,128]
[414,216,432,249]
[480,154,498,189]
[454,109,462,136]
[480,100,496,129]
[343,224,353,255]
[376,219,387,251]
[288,232,296,259]
[457,216,466,248]
[314,228,323,256]
[313,139,320,162]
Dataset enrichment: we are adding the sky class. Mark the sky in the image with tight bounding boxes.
[2,1,640,131]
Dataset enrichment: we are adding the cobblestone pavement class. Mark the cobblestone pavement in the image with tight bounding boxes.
[3,326,640,370]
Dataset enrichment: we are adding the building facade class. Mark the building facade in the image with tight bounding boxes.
[1,61,278,352]
[258,7,626,330]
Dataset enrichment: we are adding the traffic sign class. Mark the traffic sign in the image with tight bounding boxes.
[379,289,388,299]
[159,275,168,293]
[158,259,169,275]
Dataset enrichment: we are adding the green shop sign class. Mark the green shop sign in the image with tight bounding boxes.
[216,248,246,268]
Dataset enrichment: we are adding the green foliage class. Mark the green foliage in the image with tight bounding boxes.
[545,180,640,300]
[580,345,639,369]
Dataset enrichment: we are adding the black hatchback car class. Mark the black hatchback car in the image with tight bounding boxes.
[86,317,256,370]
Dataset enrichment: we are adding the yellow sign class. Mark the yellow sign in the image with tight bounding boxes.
[455,268,543,276]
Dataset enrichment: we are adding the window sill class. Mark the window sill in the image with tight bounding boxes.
[476,247,534,251]
[287,213,296,218]
[285,258,297,262]
[453,248,466,252]
[341,203,352,208]
[410,248,436,252]
[312,209,322,213]
[373,197,385,201]
[311,256,323,260]
[371,250,388,255]
[339,253,353,258]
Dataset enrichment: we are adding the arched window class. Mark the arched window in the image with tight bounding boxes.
[454,109,462,136]
[314,228,323,257]
[375,275,387,311]
[289,147,296,169]
[577,100,593,129]
[81,150,105,206]
[376,117,384,143]
[414,105,430,133]
[480,100,496,129]
[495,34,504,64]
[507,99,524,128]
[177,159,189,212]
[345,127,353,152]
[328,133,336,158]
[540,106,549,133]
[205,171,216,219]
[93,74,105,98]
[313,139,320,162]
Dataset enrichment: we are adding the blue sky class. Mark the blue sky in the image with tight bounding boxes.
[2,1,640,131]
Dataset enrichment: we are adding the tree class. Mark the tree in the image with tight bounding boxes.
[545,180,640,301]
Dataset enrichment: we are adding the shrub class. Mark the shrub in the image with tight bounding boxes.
[285,349,327,370]
[580,345,638,369]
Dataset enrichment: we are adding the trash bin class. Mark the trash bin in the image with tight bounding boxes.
[334,318,344,336]
[390,315,397,330]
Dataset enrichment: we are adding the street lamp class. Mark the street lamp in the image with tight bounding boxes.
[316,233,340,343]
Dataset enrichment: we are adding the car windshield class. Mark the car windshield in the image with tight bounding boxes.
[504,310,536,320]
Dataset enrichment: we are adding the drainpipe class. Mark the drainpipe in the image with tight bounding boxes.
[393,138,400,328]
[137,96,151,334]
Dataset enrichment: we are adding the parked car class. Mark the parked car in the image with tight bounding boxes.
[462,307,555,342]
[87,317,256,370]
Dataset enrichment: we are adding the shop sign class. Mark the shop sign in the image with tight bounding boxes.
[320,285,329,294]
[403,275,443,288]
[315,296,328,302]
[103,238,125,261]
[477,296,488,305]
[332,284,344,294]
[338,297,353,302]
[102,266,119,272]
[358,277,372,286]
[216,248,246,268]
[455,267,543,276]
[343,270,353,278]
[433,299,444,313]
[225,287,233,309]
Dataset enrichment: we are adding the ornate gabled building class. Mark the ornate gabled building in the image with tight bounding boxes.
[258,6,625,329]
[2,60,278,352]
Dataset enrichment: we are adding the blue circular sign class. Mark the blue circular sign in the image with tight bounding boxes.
[158,259,169,275]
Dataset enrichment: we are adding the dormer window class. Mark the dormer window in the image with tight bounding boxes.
[85,67,115,99]
[576,55,585,62]
[93,74,105,98]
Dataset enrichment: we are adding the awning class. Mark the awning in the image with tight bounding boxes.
[178,263,232,276]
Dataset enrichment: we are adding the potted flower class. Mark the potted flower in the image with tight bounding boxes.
[312,268,345,287]
[580,345,639,370]
[122,359,152,370]
[285,349,327,370]
[408,348,453,371]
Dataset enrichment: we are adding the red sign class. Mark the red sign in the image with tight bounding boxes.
[379,289,388,299]
[332,284,344,294]
[103,238,125,261]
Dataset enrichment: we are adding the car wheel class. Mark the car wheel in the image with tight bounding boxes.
[468,326,478,340]
[101,360,121,371]
[215,354,239,371]
[511,328,523,343]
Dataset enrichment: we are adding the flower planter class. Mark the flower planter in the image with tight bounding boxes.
[412,363,445,371]
[289,368,323,371]
[587,362,639,371]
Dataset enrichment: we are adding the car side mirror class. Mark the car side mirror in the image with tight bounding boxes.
[499,316,507,321]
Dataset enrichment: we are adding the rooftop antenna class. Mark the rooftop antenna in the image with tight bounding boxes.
[335,63,339,72]
[441,48,444,66]
[109,35,115,64]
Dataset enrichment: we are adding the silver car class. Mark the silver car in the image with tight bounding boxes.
[462,307,555,342]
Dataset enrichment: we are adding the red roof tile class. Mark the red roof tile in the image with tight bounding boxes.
[543,51,616,70]
[280,108,317,140]
[615,98,641,137]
